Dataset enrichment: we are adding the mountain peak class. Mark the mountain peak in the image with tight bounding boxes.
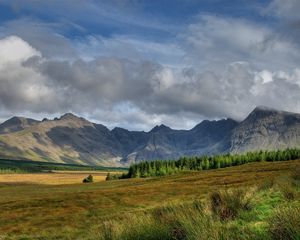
[240,106,300,128]
[244,106,280,122]
[253,105,278,112]
[60,113,82,120]
[192,118,238,131]
[5,116,24,123]
[0,116,39,134]
[150,124,172,133]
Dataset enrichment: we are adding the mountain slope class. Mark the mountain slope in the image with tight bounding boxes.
[126,119,238,163]
[0,116,39,134]
[0,106,300,166]
[229,106,300,152]
[0,114,123,166]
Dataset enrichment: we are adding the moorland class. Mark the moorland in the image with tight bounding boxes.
[0,159,299,239]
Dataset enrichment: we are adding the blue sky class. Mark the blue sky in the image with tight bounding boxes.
[0,1,273,45]
[0,0,299,130]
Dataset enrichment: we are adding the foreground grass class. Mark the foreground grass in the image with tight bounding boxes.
[0,160,299,239]
[95,177,300,240]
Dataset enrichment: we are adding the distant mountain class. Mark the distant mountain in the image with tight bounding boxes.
[0,116,39,134]
[126,118,238,164]
[0,114,123,166]
[229,106,300,153]
[0,106,300,166]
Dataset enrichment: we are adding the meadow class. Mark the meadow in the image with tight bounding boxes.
[0,159,299,239]
[0,159,127,173]
[0,171,109,185]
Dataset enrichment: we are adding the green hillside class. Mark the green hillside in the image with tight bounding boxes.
[0,158,127,173]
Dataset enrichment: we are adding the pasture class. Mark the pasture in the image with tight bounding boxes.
[0,160,299,239]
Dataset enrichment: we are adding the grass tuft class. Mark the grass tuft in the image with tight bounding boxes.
[277,178,297,201]
[268,205,300,240]
[210,188,253,221]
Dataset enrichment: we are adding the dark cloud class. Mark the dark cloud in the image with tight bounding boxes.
[0,1,300,130]
[0,35,300,131]
[264,0,300,50]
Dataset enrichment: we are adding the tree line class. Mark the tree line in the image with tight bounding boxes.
[106,148,300,180]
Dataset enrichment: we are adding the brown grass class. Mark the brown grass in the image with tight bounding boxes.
[0,171,109,185]
[0,160,299,238]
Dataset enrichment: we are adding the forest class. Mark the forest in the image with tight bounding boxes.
[119,148,300,179]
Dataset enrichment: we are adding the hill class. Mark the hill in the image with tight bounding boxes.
[1,106,300,166]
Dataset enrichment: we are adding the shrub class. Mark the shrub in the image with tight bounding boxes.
[268,206,300,240]
[106,172,128,181]
[82,174,93,183]
[106,172,112,181]
[210,188,253,221]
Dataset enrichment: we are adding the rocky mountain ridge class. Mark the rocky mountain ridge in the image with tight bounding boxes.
[0,106,299,166]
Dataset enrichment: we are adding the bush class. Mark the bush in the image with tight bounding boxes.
[106,172,112,181]
[106,172,128,181]
[82,174,93,183]
[210,188,253,221]
[268,206,300,240]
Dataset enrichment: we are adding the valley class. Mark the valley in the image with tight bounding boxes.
[1,1,300,239]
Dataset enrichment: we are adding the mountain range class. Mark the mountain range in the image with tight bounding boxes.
[0,106,300,166]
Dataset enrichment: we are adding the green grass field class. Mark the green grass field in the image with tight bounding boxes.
[0,160,299,239]
[0,158,127,173]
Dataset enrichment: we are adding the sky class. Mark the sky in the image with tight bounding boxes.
[0,0,299,130]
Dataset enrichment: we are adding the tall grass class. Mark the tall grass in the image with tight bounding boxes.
[98,176,299,240]
[268,206,300,240]
[210,188,253,221]
[276,177,298,201]
[98,190,257,239]
[99,201,220,240]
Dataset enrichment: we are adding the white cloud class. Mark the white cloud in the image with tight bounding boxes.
[181,15,300,71]
[0,36,59,112]
[0,35,40,64]
[265,0,300,20]
[1,4,300,130]
[256,70,273,83]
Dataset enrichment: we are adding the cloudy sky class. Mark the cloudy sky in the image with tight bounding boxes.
[0,0,299,130]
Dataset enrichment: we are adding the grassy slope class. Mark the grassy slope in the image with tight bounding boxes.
[0,158,127,173]
[0,160,299,239]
